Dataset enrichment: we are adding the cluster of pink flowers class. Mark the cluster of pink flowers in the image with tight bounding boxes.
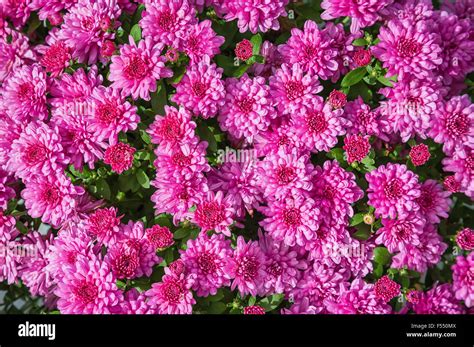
[0,0,472,315]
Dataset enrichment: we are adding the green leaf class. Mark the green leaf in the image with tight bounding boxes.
[16,221,29,235]
[136,169,150,189]
[196,124,217,152]
[254,55,265,64]
[214,54,236,76]
[248,296,256,306]
[377,75,393,87]
[250,33,262,56]
[258,294,285,312]
[151,82,167,114]
[96,179,111,200]
[352,38,368,47]
[232,63,250,78]
[173,228,191,240]
[208,302,227,314]
[373,263,384,278]
[139,129,151,145]
[327,148,344,163]
[341,67,367,87]
[352,224,372,241]
[206,290,225,302]
[350,213,365,226]
[118,174,134,192]
[373,247,391,265]
[130,24,142,43]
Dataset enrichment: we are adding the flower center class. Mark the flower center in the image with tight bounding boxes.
[96,102,120,124]
[17,82,34,101]
[303,44,318,60]
[197,252,218,274]
[393,221,412,241]
[397,38,421,57]
[41,42,69,70]
[283,207,301,226]
[24,144,48,165]
[446,113,468,137]
[198,201,224,226]
[357,111,375,127]
[124,55,148,80]
[81,17,95,31]
[306,112,327,134]
[276,165,296,184]
[384,178,403,200]
[163,280,183,304]
[237,97,254,114]
[267,262,283,277]
[41,184,61,205]
[171,152,192,167]
[191,81,207,97]
[114,248,139,278]
[157,10,176,31]
[417,189,434,210]
[236,255,258,281]
[74,280,98,304]
[285,80,304,101]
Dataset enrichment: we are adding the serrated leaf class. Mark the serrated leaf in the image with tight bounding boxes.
[373,247,391,265]
[130,24,142,43]
[341,67,367,87]
[136,169,150,189]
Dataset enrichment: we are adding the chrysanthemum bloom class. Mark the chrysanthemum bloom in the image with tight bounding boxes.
[145,269,196,314]
[121,288,154,314]
[411,283,465,314]
[180,233,233,296]
[234,39,253,61]
[254,123,302,157]
[391,223,447,273]
[49,66,102,105]
[172,55,225,119]
[145,225,174,250]
[328,90,347,109]
[208,162,262,219]
[1,0,33,28]
[409,143,430,166]
[0,170,15,210]
[405,289,422,304]
[441,0,474,24]
[140,0,197,48]
[416,180,451,224]
[226,236,267,297]
[442,145,473,198]
[258,231,307,295]
[147,106,197,147]
[104,142,136,174]
[192,190,234,236]
[218,74,277,142]
[374,275,400,302]
[311,160,364,227]
[21,173,85,228]
[29,0,76,21]
[181,19,224,63]
[109,36,173,101]
[332,237,375,278]
[366,163,421,219]
[0,213,20,284]
[39,30,71,77]
[371,18,442,80]
[380,0,433,23]
[429,95,473,155]
[324,279,392,314]
[243,305,265,314]
[456,228,474,251]
[278,20,338,80]
[86,207,122,247]
[443,175,461,193]
[222,0,288,33]
[250,40,283,78]
[290,97,346,153]
[90,86,139,144]
[257,148,314,200]
[1,64,48,121]
[353,49,372,66]
[7,121,68,181]
[58,0,120,64]
[321,0,393,33]
[165,47,179,62]
[343,135,370,164]
[169,259,186,276]
[378,78,440,142]
[452,253,474,307]
[0,115,22,167]
[55,254,123,314]
[260,194,319,247]
[344,97,389,139]
[269,63,323,115]
[0,31,36,83]
[100,39,116,57]
[106,221,160,279]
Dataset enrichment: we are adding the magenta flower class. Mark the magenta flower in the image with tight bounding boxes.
[148,106,197,147]
[145,225,174,250]
[121,288,154,314]
[409,143,430,166]
[416,180,451,224]
[0,170,15,210]
[172,55,225,119]
[0,31,36,83]
[244,305,265,314]
[39,30,71,77]
[29,0,76,21]
[192,190,235,236]
[328,89,347,109]
[218,74,277,142]
[374,276,400,303]
[180,233,233,296]
[344,97,389,139]
[411,283,465,314]
[109,36,172,101]
[55,254,123,314]
[442,145,473,199]
[343,135,371,164]
[104,142,136,174]
[366,163,421,219]
[235,39,253,61]
[452,253,474,308]
[49,66,102,104]
[181,20,224,63]
[456,228,474,251]
[86,207,122,247]
[0,213,20,284]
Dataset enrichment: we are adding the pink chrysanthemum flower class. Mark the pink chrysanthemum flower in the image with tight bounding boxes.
[443,175,461,193]
[452,253,474,308]
[222,0,288,33]
[244,305,265,314]
[226,236,267,297]
[343,135,371,164]
[411,283,465,314]
[380,0,433,23]
[379,78,440,142]
[441,0,474,24]
[208,161,262,219]
[0,31,36,83]
[366,163,421,219]
[235,39,253,61]
[416,180,451,224]
[86,207,122,247]
[49,66,102,104]
[21,173,85,228]
[257,148,314,200]
[456,228,474,251]
[172,55,225,119]
[290,97,346,153]
[55,254,123,314]
[218,74,277,142]
[353,49,372,66]
[442,146,473,198]
[147,106,197,147]
[250,40,283,78]
[259,194,320,247]
[374,275,401,303]
[39,30,71,77]
[29,0,77,21]
[180,233,233,296]
[278,20,338,80]
[324,279,392,314]
[90,86,139,144]
[145,225,174,250]
[344,97,388,140]
[0,115,22,167]
[321,0,393,33]
[0,170,15,209]
[371,18,442,80]
[58,0,120,64]
[181,19,224,63]
[1,64,48,122]
[193,190,234,236]
[328,89,347,109]
[0,213,20,284]
[269,63,323,115]
[121,288,154,314]
[7,121,68,181]
[409,143,430,166]
[429,95,473,155]
[254,123,302,157]
[109,36,173,101]
[145,268,196,314]
[104,142,136,174]
[140,0,197,48]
